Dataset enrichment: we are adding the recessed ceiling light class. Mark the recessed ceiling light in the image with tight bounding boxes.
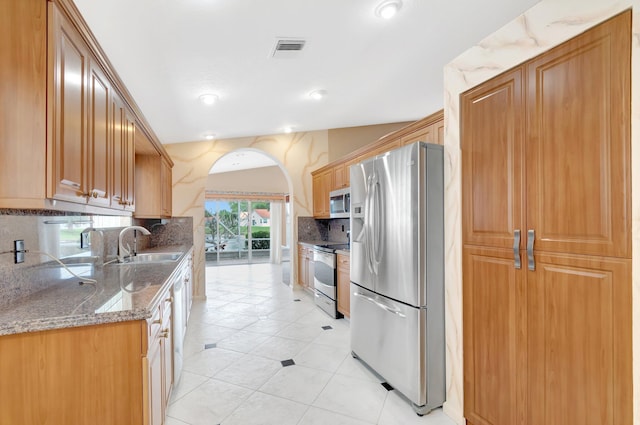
[204,134,215,140]
[375,0,402,19]
[309,90,327,100]
[199,94,218,105]
[284,127,293,134]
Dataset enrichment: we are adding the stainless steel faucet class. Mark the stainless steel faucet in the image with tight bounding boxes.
[118,226,151,263]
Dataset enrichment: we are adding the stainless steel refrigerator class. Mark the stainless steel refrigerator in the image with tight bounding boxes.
[350,142,445,415]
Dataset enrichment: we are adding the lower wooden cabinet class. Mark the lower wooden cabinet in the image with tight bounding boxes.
[143,286,173,425]
[297,244,315,290]
[336,252,350,317]
[0,252,196,425]
[0,321,146,425]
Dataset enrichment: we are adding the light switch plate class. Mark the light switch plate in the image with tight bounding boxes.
[14,240,24,264]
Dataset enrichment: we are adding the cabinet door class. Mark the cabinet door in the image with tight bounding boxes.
[87,61,111,206]
[463,246,525,425]
[336,254,350,317]
[297,245,307,287]
[333,164,348,190]
[162,306,173,407]
[48,4,89,202]
[527,253,631,425]
[124,110,136,210]
[525,12,631,258]
[312,170,331,218]
[147,338,163,425]
[461,67,525,249]
[110,92,135,210]
[307,253,315,291]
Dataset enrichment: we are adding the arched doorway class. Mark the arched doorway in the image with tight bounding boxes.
[204,149,293,271]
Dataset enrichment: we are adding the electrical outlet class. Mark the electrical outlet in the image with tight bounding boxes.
[14,240,24,264]
[80,232,90,249]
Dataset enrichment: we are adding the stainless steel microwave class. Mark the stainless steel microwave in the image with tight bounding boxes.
[329,188,350,218]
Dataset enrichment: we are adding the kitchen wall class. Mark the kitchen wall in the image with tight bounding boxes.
[206,166,288,193]
[165,132,329,299]
[441,0,640,423]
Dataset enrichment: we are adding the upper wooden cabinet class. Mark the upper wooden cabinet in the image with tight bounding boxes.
[0,0,168,214]
[312,169,332,218]
[134,128,173,219]
[47,4,93,204]
[332,163,348,191]
[111,93,136,211]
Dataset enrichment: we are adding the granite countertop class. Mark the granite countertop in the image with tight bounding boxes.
[0,245,193,337]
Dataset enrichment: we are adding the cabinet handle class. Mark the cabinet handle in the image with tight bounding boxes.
[152,319,161,325]
[165,297,173,303]
[527,230,535,271]
[513,229,521,269]
[161,329,169,338]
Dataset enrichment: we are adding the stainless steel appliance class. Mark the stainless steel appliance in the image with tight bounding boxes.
[313,243,349,318]
[329,188,350,218]
[350,142,445,415]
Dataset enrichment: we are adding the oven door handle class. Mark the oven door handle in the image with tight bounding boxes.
[353,292,406,318]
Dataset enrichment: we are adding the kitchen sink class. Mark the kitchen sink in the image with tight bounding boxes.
[118,252,182,264]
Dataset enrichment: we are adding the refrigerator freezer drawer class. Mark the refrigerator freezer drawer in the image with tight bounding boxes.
[350,283,444,411]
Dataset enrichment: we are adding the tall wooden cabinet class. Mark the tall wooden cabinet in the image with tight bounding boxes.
[461,12,632,425]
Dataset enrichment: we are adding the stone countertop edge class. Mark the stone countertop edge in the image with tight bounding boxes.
[0,245,193,337]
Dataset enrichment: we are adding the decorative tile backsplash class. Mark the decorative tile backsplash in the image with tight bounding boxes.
[297,216,349,243]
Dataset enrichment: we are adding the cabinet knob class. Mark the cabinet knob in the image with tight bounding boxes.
[161,329,169,338]
[165,297,173,303]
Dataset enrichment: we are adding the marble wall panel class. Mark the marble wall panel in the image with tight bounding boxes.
[443,0,639,423]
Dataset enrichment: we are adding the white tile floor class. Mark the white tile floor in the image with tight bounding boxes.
[167,263,455,425]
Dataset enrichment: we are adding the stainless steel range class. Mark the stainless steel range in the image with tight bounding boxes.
[313,243,349,318]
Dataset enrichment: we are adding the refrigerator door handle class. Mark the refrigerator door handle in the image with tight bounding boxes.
[372,177,384,269]
[513,229,521,269]
[353,291,407,318]
[527,229,535,271]
[364,175,375,273]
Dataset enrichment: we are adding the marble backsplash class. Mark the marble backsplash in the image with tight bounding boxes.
[297,216,350,243]
[0,212,193,308]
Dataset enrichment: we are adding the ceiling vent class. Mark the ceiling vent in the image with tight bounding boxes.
[271,39,306,58]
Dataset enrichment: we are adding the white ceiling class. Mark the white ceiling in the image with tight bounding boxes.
[73,0,539,144]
